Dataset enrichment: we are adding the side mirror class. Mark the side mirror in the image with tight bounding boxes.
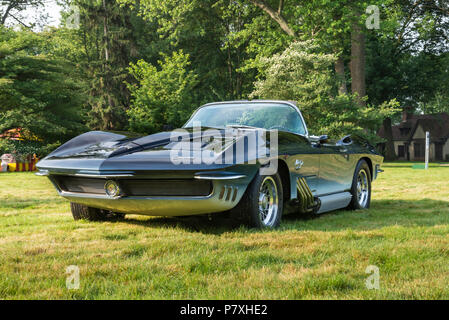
[309,134,329,147]
[336,135,353,146]
[318,135,329,144]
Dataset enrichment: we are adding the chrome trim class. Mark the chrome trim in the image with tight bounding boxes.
[59,191,234,217]
[296,177,316,213]
[184,100,309,137]
[60,191,123,200]
[258,176,279,227]
[295,159,304,170]
[104,180,122,198]
[194,174,246,180]
[73,173,135,178]
[59,190,214,201]
[356,169,370,207]
[42,170,136,178]
[52,175,251,216]
[374,164,384,179]
[35,170,49,176]
[317,192,352,214]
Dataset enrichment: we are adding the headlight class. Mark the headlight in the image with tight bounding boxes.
[104,180,121,198]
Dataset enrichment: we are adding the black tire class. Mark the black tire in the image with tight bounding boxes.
[231,172,283,229]
[70,203,107,221]
[348,160,372,210]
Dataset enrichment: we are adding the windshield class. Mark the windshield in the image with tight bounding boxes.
[184,103,307,135]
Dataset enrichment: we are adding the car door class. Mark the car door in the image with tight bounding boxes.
[316,142,354,196]
[279,133,320,196]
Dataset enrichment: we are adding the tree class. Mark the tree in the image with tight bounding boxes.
[118,0,261,102]
[0,0,46,28]
[245,0,375,104]
[419,53,449,114]
[250,41,398,142]
[365,0,449,160]
[59,0,145,131]
[350,7,366,105]
[0,26,87,156]
[127,51,198,133]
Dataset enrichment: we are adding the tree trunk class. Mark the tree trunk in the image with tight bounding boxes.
[335,56,348,95]
[350,12,366,105]
[102,0,114,130]
[248,0,296,37]
[102,0,110,62]
[382,117,396,161]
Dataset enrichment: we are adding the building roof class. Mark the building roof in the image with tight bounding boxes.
[378,113,449,142]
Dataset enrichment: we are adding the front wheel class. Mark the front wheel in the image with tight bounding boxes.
[232,172,284,229]
[70,203,107,221]
[348,160,372,210]
[70,203,126,221]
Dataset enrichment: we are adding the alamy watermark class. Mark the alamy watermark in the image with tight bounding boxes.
[365,265,380,290]
[366,5,380,30]
[169,123,278,176]
[66,265,80,290]
[66,5,80,30]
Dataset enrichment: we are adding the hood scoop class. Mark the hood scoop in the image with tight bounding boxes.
[107,132,175,158]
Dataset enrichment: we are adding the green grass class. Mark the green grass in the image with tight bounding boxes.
[1,162,449,299]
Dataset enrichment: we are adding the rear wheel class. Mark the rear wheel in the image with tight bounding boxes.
[232,172,283,229]
[348,160,372,210]
[70,203,107,221]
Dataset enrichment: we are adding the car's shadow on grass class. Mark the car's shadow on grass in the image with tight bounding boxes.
[119,199,449,234]
[281,199,449,231]
[120,213,240,235]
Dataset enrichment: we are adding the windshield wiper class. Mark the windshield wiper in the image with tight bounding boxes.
[226,124,259,129]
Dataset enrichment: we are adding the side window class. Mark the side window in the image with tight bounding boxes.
[287,110,306,135]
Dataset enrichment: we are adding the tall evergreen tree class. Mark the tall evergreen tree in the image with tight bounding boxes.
[67,0,141,130]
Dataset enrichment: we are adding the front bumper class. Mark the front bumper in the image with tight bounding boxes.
[59,189,238,216]
[40,168,257,216]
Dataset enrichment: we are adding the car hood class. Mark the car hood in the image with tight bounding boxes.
[37,128,270,172]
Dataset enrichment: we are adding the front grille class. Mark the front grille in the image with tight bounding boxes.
[55,177,106,195]
[120,179,212,196]
[54,176,212,197]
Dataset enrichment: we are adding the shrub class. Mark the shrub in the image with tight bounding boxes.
[127,50,199,133]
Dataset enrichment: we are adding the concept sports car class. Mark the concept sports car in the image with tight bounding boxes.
[37,100,384,228]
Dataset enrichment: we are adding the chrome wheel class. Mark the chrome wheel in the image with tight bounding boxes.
[356,169,369,208]
[258,176,279,227]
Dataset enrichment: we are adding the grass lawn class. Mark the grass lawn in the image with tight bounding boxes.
[1,162,448,299]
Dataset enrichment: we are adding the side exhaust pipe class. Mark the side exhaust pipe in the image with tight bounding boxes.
[296,177,320,214]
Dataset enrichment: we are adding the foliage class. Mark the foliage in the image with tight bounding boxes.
[366,0,449,112]
[118,0,261,100]
[251,41,399,143]
[59,0,141,131]
[0,26,87,157]
[0,139,60,160]
[1,0,448,158]
[127,50,198,133]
